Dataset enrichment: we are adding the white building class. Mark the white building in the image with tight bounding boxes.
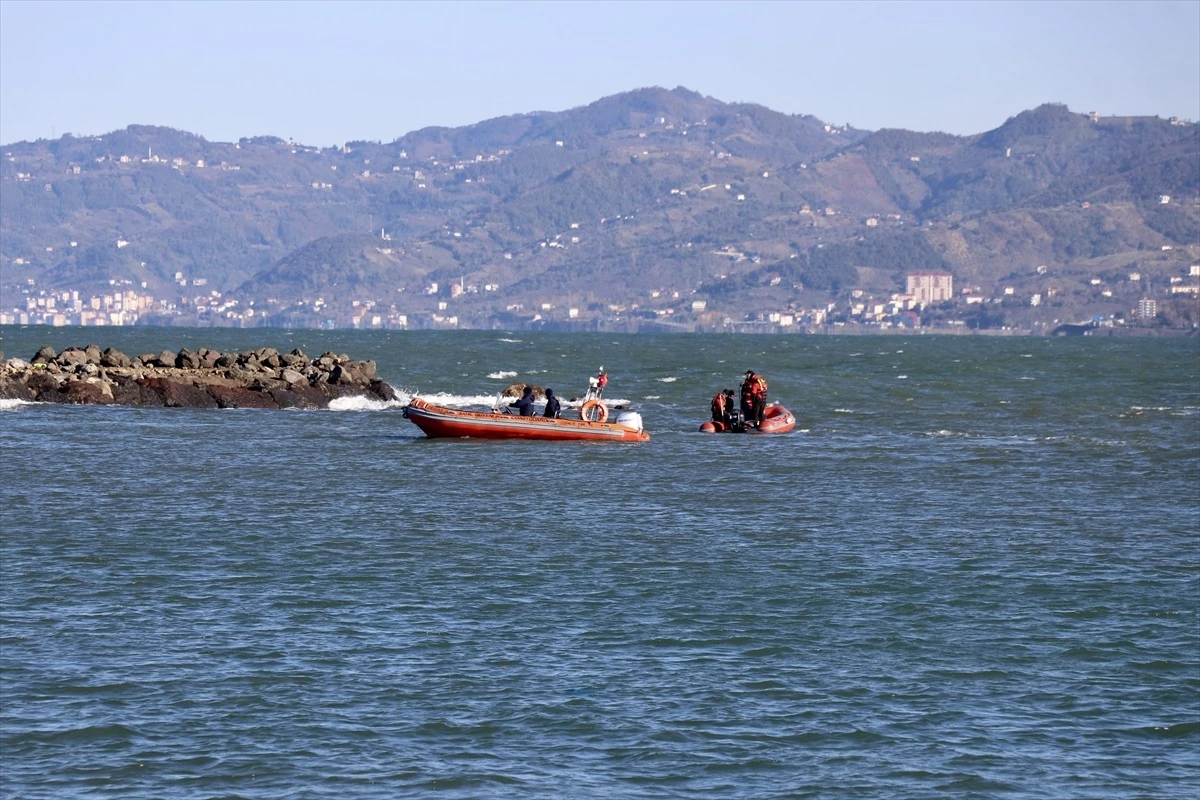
[906,272,954,304]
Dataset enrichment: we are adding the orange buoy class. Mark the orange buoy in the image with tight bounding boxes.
[580,399,609,423]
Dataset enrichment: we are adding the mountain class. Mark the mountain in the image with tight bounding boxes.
[1,87,1197,330]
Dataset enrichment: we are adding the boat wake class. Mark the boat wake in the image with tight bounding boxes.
[327,396,407,412]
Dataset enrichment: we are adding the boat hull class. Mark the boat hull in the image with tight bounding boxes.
[699,404,796,434]
[404,398,650,442]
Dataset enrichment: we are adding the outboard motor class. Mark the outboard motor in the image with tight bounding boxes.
[727,406,746,433]
[615,411,643,432]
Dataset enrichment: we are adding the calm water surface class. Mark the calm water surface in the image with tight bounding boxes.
[2,327,1198,798]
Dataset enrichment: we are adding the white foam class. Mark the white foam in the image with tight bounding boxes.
[0,398,32,411]
[327,396,407,412]
[487,371,518,380]
[656,376,678,383]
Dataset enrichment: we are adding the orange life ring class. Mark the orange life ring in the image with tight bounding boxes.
[580,399,609,423]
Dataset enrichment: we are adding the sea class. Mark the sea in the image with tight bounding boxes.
[1,326,1197,800]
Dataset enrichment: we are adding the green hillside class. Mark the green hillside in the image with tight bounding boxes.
[2,88,1196,330]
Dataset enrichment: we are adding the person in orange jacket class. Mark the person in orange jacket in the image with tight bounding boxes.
[711,388,734,425]
[741,370,768,428]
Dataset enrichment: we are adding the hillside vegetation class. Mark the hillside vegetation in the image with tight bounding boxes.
[1,87,1196,329]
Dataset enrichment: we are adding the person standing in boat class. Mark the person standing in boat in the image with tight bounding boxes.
[544,388,561,419]
[741,370,768,429]
[509,385,536,416]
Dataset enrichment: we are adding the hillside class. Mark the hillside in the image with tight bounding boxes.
[1,87,1197,331]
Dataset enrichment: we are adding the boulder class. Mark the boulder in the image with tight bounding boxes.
[501,382,546,401]
[176,349,203,370]
[65,379,113,405]
[141,377,219,408]
[59,349,90,367]
[280,368,307,386]
[101,348,132,368]
[207,384,278,409]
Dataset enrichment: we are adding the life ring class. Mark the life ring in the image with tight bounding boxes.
[580,399,609,423]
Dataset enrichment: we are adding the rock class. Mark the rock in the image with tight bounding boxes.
[280,368,306,386]
[329,363,362,385]
[59,348,90,367]
[0,344,398,410]
[101,348,131,368]
[501,382,546,401]
[25,371,66,402]
[207,384,278,409]
[369,379,399,402]
[141,377,219,408]
[350,360,377,381]
[65,379,113,405]
[176,349,202,369]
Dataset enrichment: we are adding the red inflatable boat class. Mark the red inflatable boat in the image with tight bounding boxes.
[699,404,796,434]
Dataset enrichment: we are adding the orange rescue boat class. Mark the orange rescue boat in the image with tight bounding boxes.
[403,397,650,442]
[700,404,796,434]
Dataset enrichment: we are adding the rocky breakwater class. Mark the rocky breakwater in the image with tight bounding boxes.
[0,345,398,409]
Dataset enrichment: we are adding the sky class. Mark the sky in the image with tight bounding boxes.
[1,0,1197,147]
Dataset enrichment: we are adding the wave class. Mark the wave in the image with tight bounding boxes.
[327,396,407,412]
[487,371,518,380]
[0,398,32,411]
[657,376,678,383]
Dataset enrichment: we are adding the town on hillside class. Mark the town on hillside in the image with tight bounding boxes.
[3,264,1198,333]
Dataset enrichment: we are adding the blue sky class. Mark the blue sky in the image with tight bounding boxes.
[1,0,1197,146]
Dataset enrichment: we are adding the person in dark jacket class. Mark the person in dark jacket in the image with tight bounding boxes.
[544,388,561,418]
[509,385,535,416]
